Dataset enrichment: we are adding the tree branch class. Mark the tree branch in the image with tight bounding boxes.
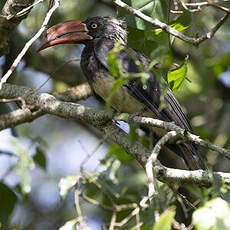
[178,0,230,13]
[0,107,43,130]
[1,83,230,187]
[146,131,179,199]
[0,83,113,126]
[0,83,92,130]
[115,114,230,161]
[0,0,36,56]
[112,0,230,46]
[154,164,230,186]
[0,0,60,89]
[54,83,92,102]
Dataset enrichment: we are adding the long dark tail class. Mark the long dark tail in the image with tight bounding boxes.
[178,143,207,170]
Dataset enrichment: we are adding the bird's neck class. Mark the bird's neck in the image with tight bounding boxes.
[105,32,127,45]
[80,42,99,84]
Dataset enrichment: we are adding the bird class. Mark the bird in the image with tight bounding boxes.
[38,16,206,170]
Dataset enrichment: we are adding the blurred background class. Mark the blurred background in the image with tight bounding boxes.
[0,0,230,229]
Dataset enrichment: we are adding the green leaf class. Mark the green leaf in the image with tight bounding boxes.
[193,198,230,230]
[59,219,78,230]
[33,147,46,170]
[167,56,189,92]
[117,0,168,30]
[155,10,191,35]
[128,27,158,57]
[212,53,230,77]
[108,40,123,77]
[108,143,133,163]
[170,11,191,32]
[11,139,34,194]
[59,175,80,199]
[153,206,176,230]
[145,29,168,47]
[0,183,17,228]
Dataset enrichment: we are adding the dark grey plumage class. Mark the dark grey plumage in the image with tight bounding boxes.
[38,16,206,169]
[80,16,206,170]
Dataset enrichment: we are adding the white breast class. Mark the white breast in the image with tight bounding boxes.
[92,71,148,114]
[92,71,167,136]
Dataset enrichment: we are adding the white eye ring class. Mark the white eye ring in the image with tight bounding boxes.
[91,23,98,29]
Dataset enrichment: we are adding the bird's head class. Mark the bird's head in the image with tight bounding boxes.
[37,16,127,51]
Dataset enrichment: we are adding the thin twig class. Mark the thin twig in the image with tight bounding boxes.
[82,194,115,211]
[0,97,26,108]
[83,171,117,206]
[130,223,143,230]
[115,114,230,161]
[173,219,193,230]
[109,212,117,230]
[178,0,230,13]
[1,84,230,187]
[146,131,178,200]
[75,189,82,217]
[79,172,141,228]
[31,58,80,96]
[6,0,43,20]
[54,83,92,102]
[0,0,60,89]
[74,190,90,230]
[135,208,141,230]
[114,207,140,227]
[0,150,17,157]
[80,134,108,171]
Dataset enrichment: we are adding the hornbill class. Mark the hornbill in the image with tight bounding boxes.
[38,16,206,170]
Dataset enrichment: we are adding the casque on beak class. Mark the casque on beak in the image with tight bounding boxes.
[37,20,93,52]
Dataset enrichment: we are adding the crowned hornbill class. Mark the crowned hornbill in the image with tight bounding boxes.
[38,16,206,170]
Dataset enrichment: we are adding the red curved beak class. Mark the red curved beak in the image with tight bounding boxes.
[37,20,92,52]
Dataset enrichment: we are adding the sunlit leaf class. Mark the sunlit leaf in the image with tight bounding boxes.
[0,183,17,228]
[11,139,34,194]
[193,198,230,230]
[155,10,191,35]
[59,175,80,199]
[212,53,230,77]
[145,29,168,48]
[167,56,189,92]
[154,22,188,35]
[33,147,46,170]
[59,219,77,230]
[108,40,123,77]
[153,206,176,230]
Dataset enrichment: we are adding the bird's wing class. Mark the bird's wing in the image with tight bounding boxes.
[93,38,192,131]
[93,38,206,170]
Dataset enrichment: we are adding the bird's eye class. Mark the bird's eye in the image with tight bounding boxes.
[91,23,98,29]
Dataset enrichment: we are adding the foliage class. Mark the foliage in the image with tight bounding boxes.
[167,56,188,92]
[0,0,230,229]
[193,198,230,230]
[11,139,34,194]
[0,183,17,228]
[153,206,175,230]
